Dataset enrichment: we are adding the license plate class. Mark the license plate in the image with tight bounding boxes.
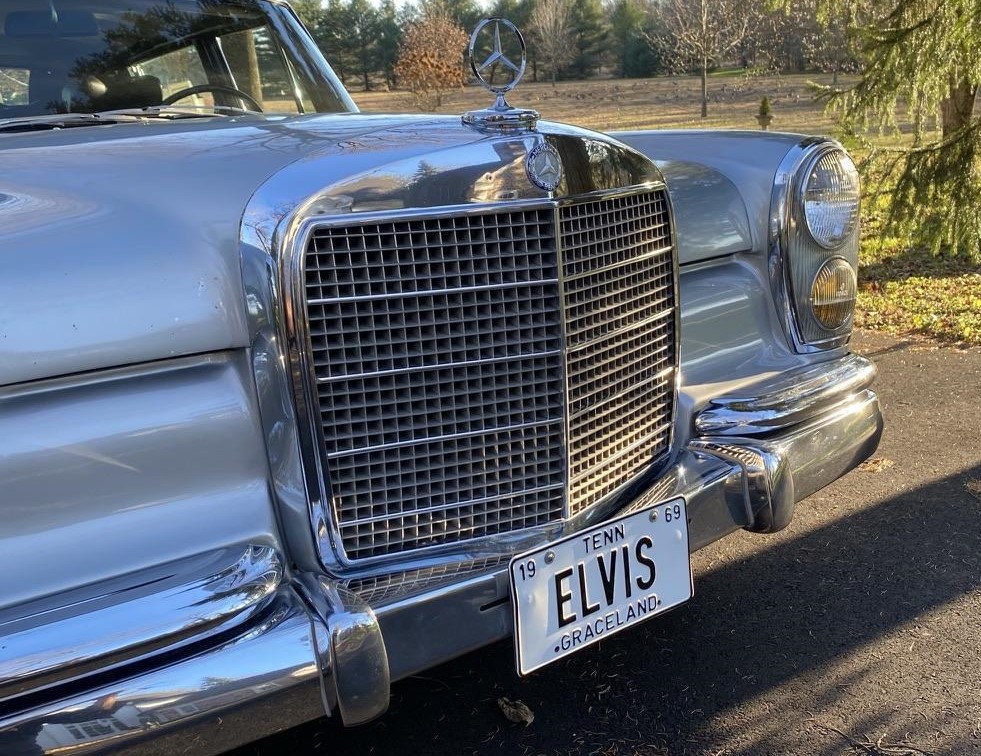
[509,498,693,675]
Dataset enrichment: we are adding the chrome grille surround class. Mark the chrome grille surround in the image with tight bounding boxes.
[295,187,677,564]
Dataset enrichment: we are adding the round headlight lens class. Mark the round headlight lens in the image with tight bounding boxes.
[810,257,857,330]
[803,150,860,248]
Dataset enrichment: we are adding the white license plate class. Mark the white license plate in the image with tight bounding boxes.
[509,498,692,675]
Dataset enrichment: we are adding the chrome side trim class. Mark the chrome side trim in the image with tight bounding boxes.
[0,351,233,399]
[0,545,282,701]
[694,354,877,436]
[0,587,329,756]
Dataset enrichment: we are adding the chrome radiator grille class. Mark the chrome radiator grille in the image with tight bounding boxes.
[301,189,676,561]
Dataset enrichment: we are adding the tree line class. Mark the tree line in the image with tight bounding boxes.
[288,0,862,97]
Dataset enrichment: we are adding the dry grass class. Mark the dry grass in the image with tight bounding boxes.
[351,72,848,134]
[855,260,981,346]
[858,196,981,346]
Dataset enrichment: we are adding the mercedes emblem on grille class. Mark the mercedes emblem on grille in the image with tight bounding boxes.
[526,142,563,191]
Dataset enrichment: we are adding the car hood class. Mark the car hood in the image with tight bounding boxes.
[0,113,528,386]
[1,115,752,386]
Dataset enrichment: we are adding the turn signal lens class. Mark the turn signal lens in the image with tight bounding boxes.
[803,150,860,248]
[810,257,857,330]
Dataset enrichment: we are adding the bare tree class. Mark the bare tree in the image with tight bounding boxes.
[529,0,575,87]
[798,2,866,85]
[655,0,752,118]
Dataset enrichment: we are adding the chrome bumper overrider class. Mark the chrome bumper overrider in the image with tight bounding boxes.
[0,355,881,755]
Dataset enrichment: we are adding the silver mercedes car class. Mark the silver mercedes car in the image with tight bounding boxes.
[0,1,882,753]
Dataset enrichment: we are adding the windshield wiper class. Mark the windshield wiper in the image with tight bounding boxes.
[105,104,261,118]
[0,112,143,133]
[0,105,261,133]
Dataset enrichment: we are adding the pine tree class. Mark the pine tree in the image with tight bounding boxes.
[568,0,609,78]
[377,0,407,90]
[497,0,541,81]
[420,0,482,32]
[609,0,662,78]
[313,0,352,83]
[289,0,325,31]
[347,0,381,91]
[795,0,981,259]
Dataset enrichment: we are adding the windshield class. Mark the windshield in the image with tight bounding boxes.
[0,0,354,119]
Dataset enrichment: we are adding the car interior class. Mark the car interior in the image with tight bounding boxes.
[0,0,312,117]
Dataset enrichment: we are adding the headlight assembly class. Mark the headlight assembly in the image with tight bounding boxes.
[771,142,862,351]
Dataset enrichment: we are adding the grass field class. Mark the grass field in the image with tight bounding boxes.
[352,72,844,133]
[352,74,981,347]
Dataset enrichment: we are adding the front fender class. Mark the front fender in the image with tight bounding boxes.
[612,130,812,263]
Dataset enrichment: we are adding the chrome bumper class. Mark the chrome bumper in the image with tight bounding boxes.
[0,355,881,755]
[378,357,881,682]
[0,549,388,755]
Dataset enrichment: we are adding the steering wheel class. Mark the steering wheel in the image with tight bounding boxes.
[161,84,263,112]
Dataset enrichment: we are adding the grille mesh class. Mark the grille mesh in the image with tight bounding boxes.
[561,192,675,515]
[302,190,675,561]
[306,209,566,560]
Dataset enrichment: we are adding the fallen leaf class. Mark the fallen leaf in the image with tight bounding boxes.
[497,697,534,726]
[858,457,895,473]
[966,479,981,501]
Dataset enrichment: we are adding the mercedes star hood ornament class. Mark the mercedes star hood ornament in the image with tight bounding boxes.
[463,18,539,132]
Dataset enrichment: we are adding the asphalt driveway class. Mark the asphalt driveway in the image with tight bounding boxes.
[236,330,981,756]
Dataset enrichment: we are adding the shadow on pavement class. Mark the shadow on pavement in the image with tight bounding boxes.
[237,461,981,756]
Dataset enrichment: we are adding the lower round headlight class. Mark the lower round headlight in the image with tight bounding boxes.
[803,150,860,248]
[810,257,857,330]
